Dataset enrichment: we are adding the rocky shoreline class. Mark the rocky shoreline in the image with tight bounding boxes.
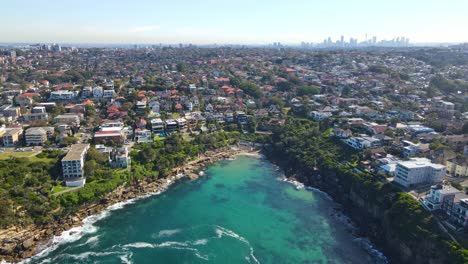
[0,146,260,263]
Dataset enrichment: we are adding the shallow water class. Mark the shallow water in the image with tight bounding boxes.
[25,156,385,264]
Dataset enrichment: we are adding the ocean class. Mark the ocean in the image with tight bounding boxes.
[23,155,387,264]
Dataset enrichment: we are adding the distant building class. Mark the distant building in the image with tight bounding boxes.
[446,158,468,177]
[134,129,152,143]
[165,119,178,133]
[346,135,381,150]
[235,111,248,125]
[110,147,131,168]
[151,118,164,133]
[103,89,116,98]
[92,86,103,98]
[54,114,80,126]
[423,184,460,211]
[2,128,23,147]
[61,144,90,187]
[25,127,54,146]
[394,158,445,188]
[451,199,468,228]
[309,111,332,121]
[49,90,78,101]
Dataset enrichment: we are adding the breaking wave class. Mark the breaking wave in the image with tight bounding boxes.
[20,180,175,264]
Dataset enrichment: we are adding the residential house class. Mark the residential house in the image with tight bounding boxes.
[49,90,78,101]
[423,184,460,211]
[54,114,80,126]
[346,135,381,150]
[134,129,152,143]
[92,86,103,98]
[110,147,131,168]
[309,111,332,121]
[446,158,468,177]
[2,128,23,147]
[333,128,352,138]
[394,158,445,188]
[25,127,54,146]
[151,118,164,133]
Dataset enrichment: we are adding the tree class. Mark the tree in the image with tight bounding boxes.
[277,81,292,91]
[176,63,187,73]
[297,85,320,96]
[341,86,352,97]
[462,122,468,134]
[60,136,78,147]
[239,82,263,98]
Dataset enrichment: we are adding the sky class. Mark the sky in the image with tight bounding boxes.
[1,0,468,45]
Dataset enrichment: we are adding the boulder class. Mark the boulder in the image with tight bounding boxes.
[22,238,35,250]
[0,242,16,255]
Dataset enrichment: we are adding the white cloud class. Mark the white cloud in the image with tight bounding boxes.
[130,25,161,33]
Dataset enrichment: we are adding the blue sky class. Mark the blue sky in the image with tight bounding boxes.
[1,0,467,44]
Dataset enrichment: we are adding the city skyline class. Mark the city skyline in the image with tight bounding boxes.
[1,0,468,44]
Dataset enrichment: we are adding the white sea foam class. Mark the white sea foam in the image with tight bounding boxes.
[193,239,208,245]
[123,241,209,260]
[124,242,154,249]
[214,226,260,264]
[119,252,133,264]
[20,184,173,263]
[157,228,181,237]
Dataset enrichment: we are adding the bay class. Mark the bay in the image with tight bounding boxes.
[26,155,383,264]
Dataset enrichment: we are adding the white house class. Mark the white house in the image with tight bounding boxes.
[423,184,460,211]
[103,89,115,98]
[394,158,445,188]
[309,111,332,121]
[92,86,103,98]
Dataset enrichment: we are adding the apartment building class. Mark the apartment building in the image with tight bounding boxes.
[25,127,54,146]
[394,158,446,188]
[61,144,90,187]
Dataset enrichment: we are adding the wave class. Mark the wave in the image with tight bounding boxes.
[156,228,181,238]
[119,251,133,264]
[214,226,260,264]
[123,241,209,261]
[20,181,175,263]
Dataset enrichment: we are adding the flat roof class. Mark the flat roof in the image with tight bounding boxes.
[398,158,445,169]
[62,144,90,161]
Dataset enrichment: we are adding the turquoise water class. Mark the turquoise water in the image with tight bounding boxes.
[26,156,382,264]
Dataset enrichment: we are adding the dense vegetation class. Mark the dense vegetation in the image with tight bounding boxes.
[56,131,238,211]
[0,150,65,227]
[0,131,241,228]
[269,118,468,263]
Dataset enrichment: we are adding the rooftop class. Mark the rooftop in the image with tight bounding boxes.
[62,144,90,161]
[398,158,445,170]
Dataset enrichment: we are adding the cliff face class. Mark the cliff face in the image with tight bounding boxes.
[288,164,453,264]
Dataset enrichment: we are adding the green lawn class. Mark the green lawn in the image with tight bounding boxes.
[51,185,72,194]
[0,151,38,160]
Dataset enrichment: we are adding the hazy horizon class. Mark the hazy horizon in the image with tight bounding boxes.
[2,0,468,44]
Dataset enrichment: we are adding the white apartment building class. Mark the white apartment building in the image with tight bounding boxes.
[346,135,381,150]
[103,89,116,98]
[61,144,90,187]
[150,118,164,133]
[423,184,460,211]
[394,158,446,188]
[25,127,54,146]
[92,86,103,98]
[49,90,78,101]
